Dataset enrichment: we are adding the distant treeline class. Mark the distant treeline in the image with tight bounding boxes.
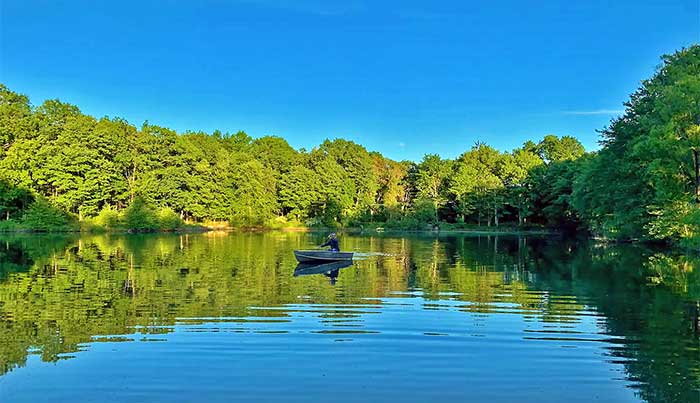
[0,45,698,246]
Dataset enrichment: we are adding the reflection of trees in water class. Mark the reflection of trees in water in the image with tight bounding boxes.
[0,233,401,374]
[400,235,699,402]
[522,241,700,403]
[0,240,33,280]
[0,235,76,280]
[0,233,697,402]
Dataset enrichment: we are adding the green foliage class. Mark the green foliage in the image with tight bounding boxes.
[448,144,506,225]
[279,166,321,220]
[0,181,33,221]
[230,160,279,226]
[0,83,589,233]
[537,134,585,163]
[0,46,696,242]
[264,216,305,230]
[121,197,158,231]
[416,154,452,222]
[93,205,120,228]
[250,136,299,174]
[0,220,23,232]
[410,198,438,224]
[572,45,700,244]
[84,202,184,232]
[158,207,184,231]
[645,201,700,249]
[21,198,75,231]
[528,158,587,231]
[0,84,35,158]
[371,153,408,210]
[157,207,183,231]
[679,206,700,249]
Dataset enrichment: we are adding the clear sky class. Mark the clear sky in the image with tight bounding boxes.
[1,1,699,161]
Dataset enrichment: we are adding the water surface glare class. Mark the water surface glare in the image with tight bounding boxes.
[0,232,698,403]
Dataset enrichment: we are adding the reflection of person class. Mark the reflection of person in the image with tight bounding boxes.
[319,233,340,252]
[324,269,340,285]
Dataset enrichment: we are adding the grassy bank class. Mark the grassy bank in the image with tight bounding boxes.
[0,197,557,235]
[0,198,209,233]
[0,219,208,234]
[0,217,555,236]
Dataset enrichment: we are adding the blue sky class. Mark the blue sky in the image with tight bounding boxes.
[1,0,699,161]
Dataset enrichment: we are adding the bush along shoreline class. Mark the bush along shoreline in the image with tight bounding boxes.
[0,197,203,233]
[0,196,556,235]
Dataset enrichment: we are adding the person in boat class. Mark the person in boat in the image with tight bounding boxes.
[319,233,340,252]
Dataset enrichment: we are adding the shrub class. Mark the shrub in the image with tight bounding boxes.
[385,216,423,230]
[679,204,700,250]
[410,198,437,224]
[158,207,183,231]
[122,197,158,231]
[0,220,23,232]
[264,216,305,229]
[21,199,74,231]
[94,205,120,228]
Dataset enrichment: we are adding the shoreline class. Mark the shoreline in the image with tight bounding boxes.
[0,225,557,236]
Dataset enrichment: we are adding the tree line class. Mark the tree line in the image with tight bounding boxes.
[0,45,698,246]
[0,85,586,232]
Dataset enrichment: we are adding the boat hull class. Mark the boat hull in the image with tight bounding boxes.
[294,250,353,263]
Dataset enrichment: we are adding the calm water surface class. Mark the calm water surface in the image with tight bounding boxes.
[0,232,698,403]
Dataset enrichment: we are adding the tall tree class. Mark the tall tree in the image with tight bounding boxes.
[230,160,278,225]
[537,134,585,164]
[416,154,452,222]
[573,45,700,243]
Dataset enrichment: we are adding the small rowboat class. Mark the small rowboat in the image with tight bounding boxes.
[293,260,353,277]
[293,250,353,263]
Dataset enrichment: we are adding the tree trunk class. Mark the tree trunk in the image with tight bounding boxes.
[694,148,699,204]
[434,200,439,223]
[494,204,499,227]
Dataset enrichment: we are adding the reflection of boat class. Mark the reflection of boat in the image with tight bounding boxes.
[293,260,353,277]
[293,250,353,263]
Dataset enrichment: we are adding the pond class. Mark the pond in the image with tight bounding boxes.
[0,232,698,403]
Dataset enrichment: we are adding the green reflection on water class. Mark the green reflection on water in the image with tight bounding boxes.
[0,232,698,403]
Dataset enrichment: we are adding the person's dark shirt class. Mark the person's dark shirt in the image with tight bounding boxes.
[320,238,340,251]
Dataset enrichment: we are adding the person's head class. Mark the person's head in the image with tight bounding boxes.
[328,233,337,239]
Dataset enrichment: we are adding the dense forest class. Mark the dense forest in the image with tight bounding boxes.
[0,45,698,246]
